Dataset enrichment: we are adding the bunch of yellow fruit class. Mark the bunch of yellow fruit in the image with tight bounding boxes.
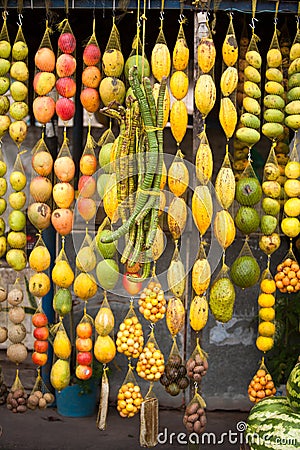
[138,280,166,323]
[257,277,276,353]
[116,316,144,359]
[136,341,165,381]
[117,382,143,418]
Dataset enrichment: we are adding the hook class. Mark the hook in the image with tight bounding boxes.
[17,14,23,27]
[249,17,258,30]
[160,11,164,21]
[178,13,185,24]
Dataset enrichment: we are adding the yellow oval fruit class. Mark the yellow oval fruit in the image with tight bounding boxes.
[256,336,274,352]
[258,321,275,337]
[214,209,236,249]
[166,296,185,336]
[29,245,51,272]
[197,37,216,73]
[53,329,72,360]
[192,185,213,236]
[151,43,171,82]
[170,71,188,100]
[220,66,238,96]
[290,42,300,61]
[73,273,98,300]
[50,359,70,391]
[160,160,167,190]
[244,65,261,83]
[170,100,188,144]
[103,174,118,223]
[267,48,282,68]
[102,49,124,78]
[192,258,211,295]
[168,196,187,240]
[219,97,237,139]
[94,335,116,364]
[285,161,300,179]
[284,197,300,217]
[195,74,216,117]
[258,293,275,307]
[260,279,276,294]
[52,260,74,288]
[29,272,51,297]
[168,159,189,197]
[173,38,189,71]
[222,33,238,67]
[284,179,300,197]
[195,136,213,185]
[281,217,300,238]
[189,295,208,332]
[94,307,115,336]
[246,50,262,69]
[243,96,261,115]
[259,308,275,322]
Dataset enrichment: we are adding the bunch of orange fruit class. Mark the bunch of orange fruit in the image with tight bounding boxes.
[117,382,143,418]
[275,258,300,293]
[248,367,276,403]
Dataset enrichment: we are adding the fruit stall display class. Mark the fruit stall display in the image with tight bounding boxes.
[0,2,299,448]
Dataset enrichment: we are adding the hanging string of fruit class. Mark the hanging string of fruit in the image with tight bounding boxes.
[8,15,29,148]
[0,146,7,259]
[0,12,12,139]
[248,358,276,404]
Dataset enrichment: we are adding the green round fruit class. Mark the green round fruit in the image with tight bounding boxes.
[0,160,6,177]
[96,259,119,291]
[260,215,278,235]
[99,142,113,173]
[97,229,117,259]
[235,177,262,206]
[12,41,28,61]
[0,76,9,95]
[125,54,150,81]
[0,58,10,77]
[0,198,7,214]
[8,210,26,232]
[10,81,28,102]
[9,101,28,121]
[53,288,72,317]
[0,40,11,59]
[0,177,7,196]
[9,171,27,191]
[7,231,27,249]
[6,249,27,271]
[8,191,26,210]
[262,197,281,216]
[230,255,260,288]
[234,206,260,235]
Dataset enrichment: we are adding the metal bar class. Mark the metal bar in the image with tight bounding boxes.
[2,0,300,12]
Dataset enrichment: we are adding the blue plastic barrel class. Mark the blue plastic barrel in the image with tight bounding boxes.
[55,382,98,417]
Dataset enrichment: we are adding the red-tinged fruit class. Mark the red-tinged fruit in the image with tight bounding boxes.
[78,175,96,198]
[32,351,48,366]
[54,156,75,182]
[51,208,73,236]
[32,312,48,327]
[77,351,93,365]
[56,77,76,98]
[77,197,97,222]
[58,32,76,54]
[122,273,142,296]
[76,321,93,339]
[33,71,56,96]
[32,150,53,176]
[80,87,100,113]
[34,340,49,353]
[35,47,56,72]
[30,176,52,203]
[76,364,93,380]
[28,202,52,231]
[83,44,101,66]
[33,326,49,341]
[80,154,97,176]
[56,54,76,77]
[33,96,56,124]
[82,66,101,88]
[76,337,93,352]
[56,97,75,122]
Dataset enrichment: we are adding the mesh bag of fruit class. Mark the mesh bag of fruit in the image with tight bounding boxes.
[192,242,211,296]
[171,20,189,78]
[209,263,235,323]
[75,311,94,381]
[136,328,165,382]
[6,369,28,414]
[230,239,261,290]
[31,302,49,367]
[117,364,143,418]
[195,129,213,185]
[138,270,166,323]
[160,337,189,396]
[215,151,235,213]
[183,389,207,435]
[248,357,276,403]
[75,232,96,277]
[186,337,208,384]
[256,268,276,354]
[28,368,54,410]
[275,245,300,294]
[167,243,186,299]
[116,300,144,359]
[0,14,11,141]
[125,35,150,84]
[30,136,53,197]
[140,381,159,447]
